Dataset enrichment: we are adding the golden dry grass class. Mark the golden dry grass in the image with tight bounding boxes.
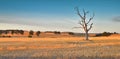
[0,36,120,59]
[0,36,120,50]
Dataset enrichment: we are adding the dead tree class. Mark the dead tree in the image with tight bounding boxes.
[75,7,94,40]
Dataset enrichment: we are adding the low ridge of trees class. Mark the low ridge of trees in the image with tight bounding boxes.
[0,29,118,38]
[0,30,24,35]
[68,32,74,35]
[19,30,24,35]
[54,31,61,34]
[96,32,118,37]
[0,30,24,38]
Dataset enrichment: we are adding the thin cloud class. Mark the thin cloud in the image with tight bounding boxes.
[112,16,120,22]
[0,15,79,32]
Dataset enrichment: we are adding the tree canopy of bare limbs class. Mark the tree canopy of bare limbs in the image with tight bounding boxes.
[75,7,94,40]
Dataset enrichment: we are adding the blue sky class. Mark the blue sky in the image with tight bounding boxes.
[0,0,120,33]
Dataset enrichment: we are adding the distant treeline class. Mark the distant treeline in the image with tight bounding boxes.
[96,32,118,37]
[0,30,75,38]
[0,30,24,35]
[0,30,119,38]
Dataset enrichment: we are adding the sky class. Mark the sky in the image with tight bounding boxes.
[0,0,120,33]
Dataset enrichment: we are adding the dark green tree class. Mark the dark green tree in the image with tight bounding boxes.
[11,30,14,35]
[29,30,34,36]
[19,30,24,35]
[36,31,41,36]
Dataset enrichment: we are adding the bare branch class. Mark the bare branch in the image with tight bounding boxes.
[87,13,94,24]
[75,7,84,20]
[88,23,93,31]
[78,20,83,25]
[83,9,89,19]
[78,21,85,28]
[83,9,86,19]
[78,21,86,31]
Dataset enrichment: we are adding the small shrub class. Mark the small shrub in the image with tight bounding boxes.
[2,36,5,37]
[8,36,11,38]
[69,32,74,35]
[28,35,32,38]
[96,34,102,36]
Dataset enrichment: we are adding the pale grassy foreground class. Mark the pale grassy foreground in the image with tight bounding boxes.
[0,37,120,59]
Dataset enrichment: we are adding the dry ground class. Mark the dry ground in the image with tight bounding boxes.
[0,37,120,59]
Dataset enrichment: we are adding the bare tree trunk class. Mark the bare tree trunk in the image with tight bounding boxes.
[85,31,89,40]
